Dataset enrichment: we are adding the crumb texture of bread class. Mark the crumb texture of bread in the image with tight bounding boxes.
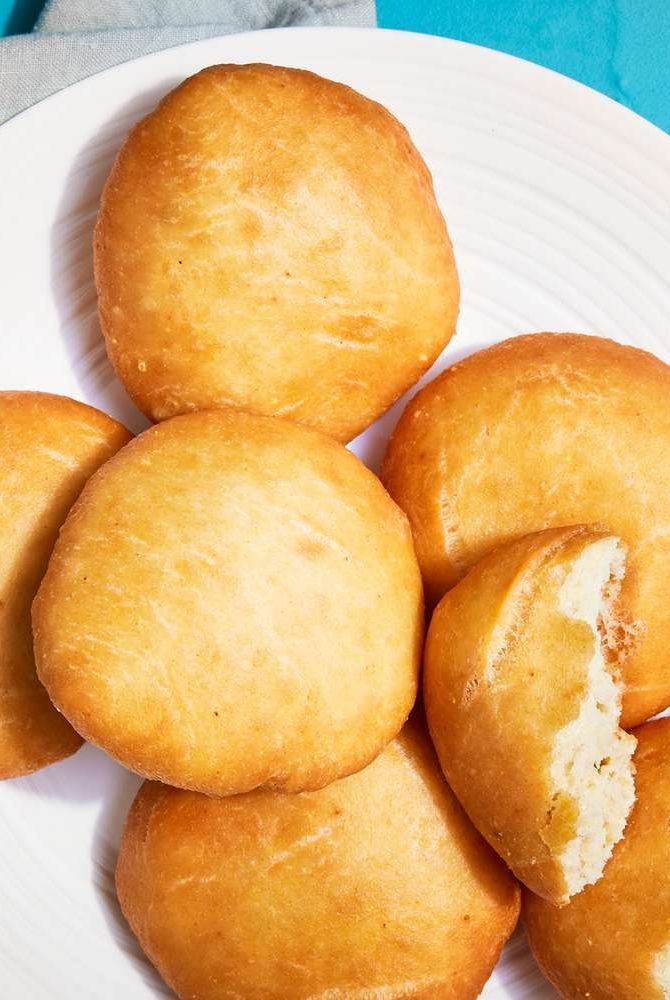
[94,63,459,442]
[550,536,636,897]
[524,717,670,1000]
[33,409,423,796]
[424,525,635,904]
[654,942,670,998]
[116,718,520,1000]
[383,332,670,726]
[0,391,131,779]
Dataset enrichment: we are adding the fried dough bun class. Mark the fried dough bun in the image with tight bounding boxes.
[34,409,423,795]
[383,333,670,726]
[0,391,130,779]
[116,718,520,1000]
[94,63,459,442]
[524,717,670,999]
[424,526,636,904]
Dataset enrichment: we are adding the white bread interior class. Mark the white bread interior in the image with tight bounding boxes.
[653,941,670,997]
[550,537,636,899]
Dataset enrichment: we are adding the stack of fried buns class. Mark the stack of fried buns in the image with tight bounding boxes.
[5,63,670,1000]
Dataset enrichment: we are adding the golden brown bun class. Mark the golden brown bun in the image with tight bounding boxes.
[34,408,423,795]
[424,526,636,904]
[0,391,130,779]
[382,332,670,727]
[94,63,459,443]
[116,717,520,1000]
[524,717,670,999]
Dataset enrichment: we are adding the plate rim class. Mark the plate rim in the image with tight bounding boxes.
[1,24,669,159]
[2,21,669,1000]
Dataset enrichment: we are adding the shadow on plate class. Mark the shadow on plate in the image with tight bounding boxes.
[48,81,180,434]
[91,767,174,997]
[8,742,128,804]
[494,924,559,998]
[12,739,172,992]
[351,338,493,472]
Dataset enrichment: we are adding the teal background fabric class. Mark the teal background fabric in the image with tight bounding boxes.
[1,0,669,132]
[1,0,41,34]
[377,0,670,133]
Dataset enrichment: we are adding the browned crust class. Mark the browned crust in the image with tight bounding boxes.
[0,391,131,779]
[424,525,627,903]
[94,63,459,442]
[116,718,520,999]
[523,716,670,999]
[382,332,670,726]
[33,408,423,795]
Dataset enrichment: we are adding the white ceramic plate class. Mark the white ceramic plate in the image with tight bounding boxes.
[1,25,670,999]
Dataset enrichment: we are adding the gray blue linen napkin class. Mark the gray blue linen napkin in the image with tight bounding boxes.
[0,0,375,125]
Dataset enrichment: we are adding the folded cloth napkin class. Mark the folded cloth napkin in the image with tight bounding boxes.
[0,0,375,125]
